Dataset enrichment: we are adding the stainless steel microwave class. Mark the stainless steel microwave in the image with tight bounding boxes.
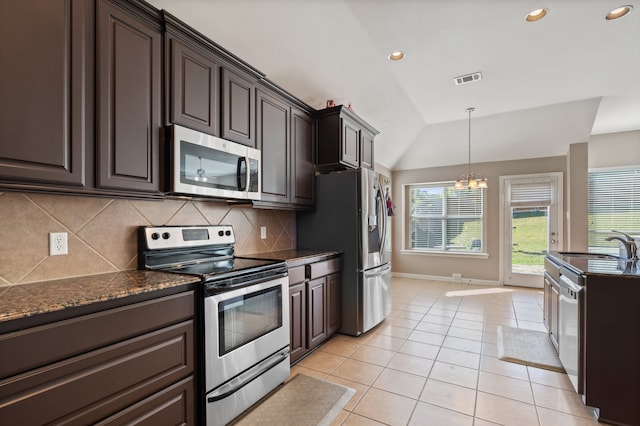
[167,124,261,201]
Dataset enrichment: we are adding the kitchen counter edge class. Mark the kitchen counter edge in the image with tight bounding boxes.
[0,270,200,332]
[243,249,342,268]
[546,251,640,278]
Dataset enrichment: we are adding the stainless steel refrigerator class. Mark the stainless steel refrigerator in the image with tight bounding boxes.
[297,168,391,336]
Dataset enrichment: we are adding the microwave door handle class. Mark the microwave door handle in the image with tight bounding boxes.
[245,156,251,192]
[236,157,247,191]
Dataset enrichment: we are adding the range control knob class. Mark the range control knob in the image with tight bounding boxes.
[151,232,160,240]
[225,230,231,236]
[162,232,170,240]
[218,230,224,237]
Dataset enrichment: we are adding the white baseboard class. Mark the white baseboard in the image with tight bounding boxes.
[391,272,500,287]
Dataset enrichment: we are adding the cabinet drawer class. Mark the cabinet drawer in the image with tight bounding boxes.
[96,376,195,425]
[0,291,194,379]
[288,265,306,285]
[308,258,342,280]
[0,320,194,425]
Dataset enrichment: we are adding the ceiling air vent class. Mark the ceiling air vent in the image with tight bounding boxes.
[454,72,482,86]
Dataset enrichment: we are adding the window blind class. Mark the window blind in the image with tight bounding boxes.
[510,182,552,207]
[408,183,484,253]
[588,168,640,251]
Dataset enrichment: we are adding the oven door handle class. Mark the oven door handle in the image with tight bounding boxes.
[206,348,289,403]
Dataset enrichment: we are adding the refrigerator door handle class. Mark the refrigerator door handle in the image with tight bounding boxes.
[377,187,387,255]
[364,263,392,278]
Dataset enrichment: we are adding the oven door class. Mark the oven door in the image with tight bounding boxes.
[204,275,289,393]
[170,124,260,200]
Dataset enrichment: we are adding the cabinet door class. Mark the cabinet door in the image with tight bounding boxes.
[360,129,375,169]
[0,321,194,425]
[289,282,307,364]
[341,116,360,168]
[96,376,194,425]
[550,282,559,350]
[326,272,342,336]
[307,278,327,349]
[167,36,219,135]
[0,0,93,187]
[96,0,162,193]
[543,274,551,331]
[221,68,256,147]
[291,108,316,206]
[257,89,289,203]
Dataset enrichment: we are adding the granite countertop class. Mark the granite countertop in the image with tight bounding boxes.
[547,251,640,278]
[0,250,341,328]
[242,249,342,268]
[0,270,200,325]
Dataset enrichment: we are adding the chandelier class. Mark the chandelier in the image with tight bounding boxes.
[454,107,487,190]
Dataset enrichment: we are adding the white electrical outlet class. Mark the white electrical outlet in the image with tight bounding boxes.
[49,232,68,256]
[452,273,462,281]
[260,226,267,239]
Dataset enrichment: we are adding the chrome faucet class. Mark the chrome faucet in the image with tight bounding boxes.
[605,230,638,260]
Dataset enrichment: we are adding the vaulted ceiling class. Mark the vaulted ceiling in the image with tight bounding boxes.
[147,0,640,171]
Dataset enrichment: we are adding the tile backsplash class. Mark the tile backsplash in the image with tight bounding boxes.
[0,192,295,286]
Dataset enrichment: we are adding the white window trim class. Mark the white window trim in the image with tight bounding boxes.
[402,180,488,257]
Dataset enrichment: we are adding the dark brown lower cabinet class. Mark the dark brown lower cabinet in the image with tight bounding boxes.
[307,277,328,349]
[289,256,342,364]
[0,291,196,425]
[289,281,307,363]
[96,376,194,425]
[327,272,342,336]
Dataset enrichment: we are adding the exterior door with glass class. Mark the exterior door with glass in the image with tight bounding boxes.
[501,173,562,288]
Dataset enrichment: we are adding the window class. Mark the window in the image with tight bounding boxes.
[408,182,485,253]
[588,167,640,254]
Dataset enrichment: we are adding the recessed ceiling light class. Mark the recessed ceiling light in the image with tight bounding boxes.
[525,8,548,22]
[388,51,405,61]
[606,5,633,20]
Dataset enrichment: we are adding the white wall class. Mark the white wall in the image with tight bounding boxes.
[588,130,640,169]
[391,156,567,283]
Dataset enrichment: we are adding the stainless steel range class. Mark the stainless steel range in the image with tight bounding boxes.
[138,225,290,425]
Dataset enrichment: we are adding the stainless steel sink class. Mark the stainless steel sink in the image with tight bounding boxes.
[557,251,622,260]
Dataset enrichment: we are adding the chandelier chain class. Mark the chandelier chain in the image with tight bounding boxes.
[455,107,486,190]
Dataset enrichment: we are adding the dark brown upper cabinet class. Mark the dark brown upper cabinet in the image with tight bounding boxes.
[221,68,257,147]
[257,89,290,204]
[254,83,316,209]
[96,0,162,193]
[0,0,94,187]
[290,107,316,207]
[317,105,378,171]
[164,11,262,150]
[166,34,220,136]
[340,115,361,168]
[360,128,375,170]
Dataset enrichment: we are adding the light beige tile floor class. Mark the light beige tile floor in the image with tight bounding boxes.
[290,277,605,426]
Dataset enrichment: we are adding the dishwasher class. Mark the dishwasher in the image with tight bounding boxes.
[558,273,584,394]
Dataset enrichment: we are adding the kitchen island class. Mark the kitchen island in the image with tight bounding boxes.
[545,252,640,426]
